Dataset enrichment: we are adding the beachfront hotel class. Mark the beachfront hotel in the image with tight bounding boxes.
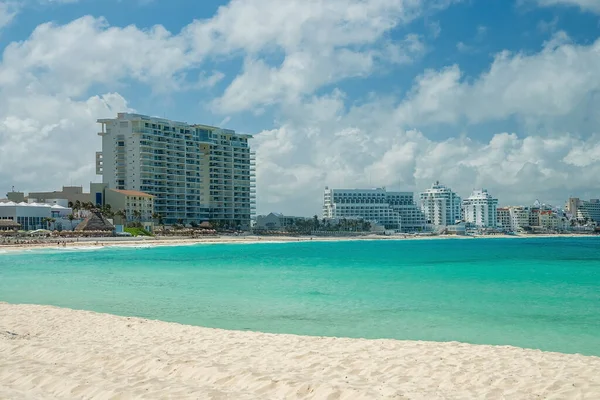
[96,113,255,227]
[419,182,462,228]
[322,187,426,232]
[462,189,498,228]
[566,197,600,223]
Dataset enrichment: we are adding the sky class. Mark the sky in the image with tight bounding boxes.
[0,0,599,216]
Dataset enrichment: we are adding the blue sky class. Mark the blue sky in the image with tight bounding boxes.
[0,0,599,215]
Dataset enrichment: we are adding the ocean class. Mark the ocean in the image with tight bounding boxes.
[1,237,599,356]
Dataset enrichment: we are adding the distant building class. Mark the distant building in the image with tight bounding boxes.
[28,186,91,205]
[419,181,462,228]
[496,208,512,231]
[462,189,498,228]
[254,213,309,231]
[508,206,531,232]
[6,191,25,203]
[323,187,425,232]
[539,210,567,231]
[566,197,600,223]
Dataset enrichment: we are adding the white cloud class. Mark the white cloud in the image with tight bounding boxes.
[535,0,600,13]
[195,0,429,112]
[0,1,17,30]
[0,93,129,191]
[252,31,600,214]
[1,0,599,217]
[456,41,472,53]
[254,93,600,214]
[0,0,432,197]
[426,20,441,38]
[0,16,198,96]
[395,32,600,127]
[537,16,559,33]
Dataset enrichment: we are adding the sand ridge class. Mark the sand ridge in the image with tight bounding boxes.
[1,303,600,399]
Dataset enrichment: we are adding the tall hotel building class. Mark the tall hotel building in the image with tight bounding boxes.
[96,113,255,227]
[419,181,462,227]
[323,187,426,232]
[462,189,498,228]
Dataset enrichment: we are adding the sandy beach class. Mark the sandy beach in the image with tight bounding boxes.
[1,303,599,399]
[0,232,596,254]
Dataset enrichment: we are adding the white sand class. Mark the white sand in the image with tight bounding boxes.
[0,233,596,255]
[2,304,600,399]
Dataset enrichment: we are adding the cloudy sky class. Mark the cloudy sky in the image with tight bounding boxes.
[0,0,599,215]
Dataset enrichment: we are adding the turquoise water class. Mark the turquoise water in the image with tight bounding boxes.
[1,238,600,356]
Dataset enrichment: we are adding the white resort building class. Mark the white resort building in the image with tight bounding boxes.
[96,113,255,228]
[419,182,462,228]
[566,197,600,223]
[0,202,73,231]
[322,187,426,232]
[462,189,498,228]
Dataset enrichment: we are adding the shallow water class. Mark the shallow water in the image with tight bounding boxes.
[1,237,599,355]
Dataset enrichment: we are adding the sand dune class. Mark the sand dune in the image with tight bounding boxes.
[1,303,599,399]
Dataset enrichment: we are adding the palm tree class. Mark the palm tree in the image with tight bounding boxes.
[74,200,82,212]
[102,206,114,219]
[313,215,320,231]
[362,220,371,232]
[67,214,76,230]
[152,213,165,229]
[115,210,126,225]
[133,210,142,223]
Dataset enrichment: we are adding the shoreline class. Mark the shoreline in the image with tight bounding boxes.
[0,232,597,254]
[1,302,599,399]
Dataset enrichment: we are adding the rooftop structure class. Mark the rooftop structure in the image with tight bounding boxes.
[28,186,91,205]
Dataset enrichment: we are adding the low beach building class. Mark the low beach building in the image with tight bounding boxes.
[323,187,425,232]
[0,201,76,231]
[104,188,154,230]
[254,213,309,231]
[0,220,20,231]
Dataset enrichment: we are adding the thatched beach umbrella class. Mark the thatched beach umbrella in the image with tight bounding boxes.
[75,211,114,233]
